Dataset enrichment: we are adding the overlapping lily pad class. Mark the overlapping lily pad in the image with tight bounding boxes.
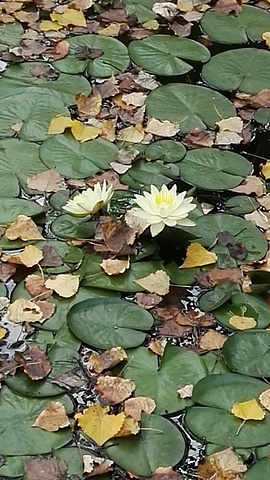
[0,22,23,52]
[123,0,163,22]
[145,140,186,163]
[225,195,259,215]
[247,458,270,479]
[121,159,180,189]
[51,215,96,240]
[254,108,270,125]
[0,198,43,225]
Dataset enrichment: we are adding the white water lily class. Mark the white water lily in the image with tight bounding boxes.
[131,184,196,237]
[63,181,114,217]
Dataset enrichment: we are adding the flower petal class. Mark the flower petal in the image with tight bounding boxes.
[150,222,165,237]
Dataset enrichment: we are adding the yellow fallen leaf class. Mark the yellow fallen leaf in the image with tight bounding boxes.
[199,330,227,351]
[259,389,270,411]
[3,245,43,268]
[181,243,217,268]
[40,20,63,31]
[178,384,194,398]
[231,399,265,421]
[177,0,193,11]
[216,116,243,133]
[45,274,79,298]
[0,326,7,340]
[117,125,144,143]
[135,270,170,296]
[98,22,121,36]
[71,120,101,142]
[262,162,270,179]
[229,315,257,330]
[33,401,69,432]
[75,404,125,445]
[5,215,43,241]
[7,298,43,324]
[262,32,270,47]
[48,115,72,135]
[142,19,159,30]
[100,258,130,275]
[50,8,86,27]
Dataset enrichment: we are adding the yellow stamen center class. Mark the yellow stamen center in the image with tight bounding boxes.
[155,192,173,205]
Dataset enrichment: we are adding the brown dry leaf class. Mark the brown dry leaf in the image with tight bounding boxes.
[124,396,156,420]
[3,245,43,268]
[117,125,145,143]
[213,0,242,13]
[15,345,51,380]
[216,116,243,133]
[150,467,180,480]
[89,347,127,374]
[182,128,215,148]
[135,270,170,296]
[100,258,130,275]
[83,454,113,477]
[45,274,80,298]
[7,298,43,324]
[148,338,167,355]
[230,175,266,196]
[259,388,270,411]
[207,268,243,286]
[96,76,119,99]
[45,40,69,61]
[135,292,162,309]
[24,458,67,480]
[33,401,69,431]
[0,2,23,14]
[199,330,227,351]
[96,375,136,405]
[25,274,53,300]
[95,217,136,255]
[178,384,194,398]
[159,320,192,337]
[170,21,192,37]
[41,242,63,268]
[229,315,257,330]
[5,215,43,241]
[258,194,270,210]
[114,416,140,437]
[70,0,93,9]
[100,119,117,142]
[0,261,16,282]
[245,210,270,230]
[26,169,66,193]
[146,117,180,137]
[198,447,246,480]
[249,89,270,108]
[14,10,39,23]
[86,170,129,191]
[75,403,125,445]
[181,243,217,268]
[176,310,214,327]
[75,91,102,118]
[36,300,56,321]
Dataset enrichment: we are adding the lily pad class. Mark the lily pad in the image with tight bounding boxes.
[106,413,185,477]
[51,215,96,240]
[178,148,252,190]
[129,35,210,76]
[67,298,153,349]
[254,108,270,125]
[123,0,163,22]
[53,34,130,77]
[0,456,36,478]
[0,198,43,225]
[40,132,118,179]
[214,293,270,330]
[0,22,23,52]
[54,447,95,479]
[145,140,186,163]
[222,330,270,377]
[0,62,91,105]
[121,159,180,189]
[199,281,240,312]
[202,49,270,94]
[246,458,270,479]
[201,6,270,44]
[146,83,235,134]
[119,344,207,414]
[225,195,259,215]
[0,92,68,142]
[0,386,73,455]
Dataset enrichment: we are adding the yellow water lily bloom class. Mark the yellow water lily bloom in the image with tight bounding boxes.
[63,181,114,217]
[131,184,196,237]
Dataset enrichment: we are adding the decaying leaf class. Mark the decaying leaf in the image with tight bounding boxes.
[213,0,242,13]
[182,128,215,148]
[259,388,270,411]
[75,91,102,118]
[150,467,180,480]
[3,245,43,268]
[100,258,130,275]
[115,416,140,437]
[135,292,162,309]
[50,8,86,27]
[117,125,144,143]
[148,338,167,355]
[5,215,43,241]
[230,175,266,196]
[177,384,194,399]
[0,261,16,283]
[231,399,265,421]
[96,376,136,405]
[7,298,43,324]
[198,447,247,480]
[25,274,53,300]
[15,345,51,380]
[33,401,70,431]
[198,330,227,351]
[75,403,125,445]
[83,454,113,477]
[181,243,217,268]
[216,116,243,133]
[146,117,180,137]
[124,396,156,420]
[135,270,170,296]
[45,274,80,298]
[36,299,56,321]
[24,458,67,480]
[207,268,243,286]
[26,169,66,193]
[262,31,270,47]
[89,347,127,374]
[229,315,257,330]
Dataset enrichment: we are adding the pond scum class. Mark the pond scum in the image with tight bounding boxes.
[0,0,270,479]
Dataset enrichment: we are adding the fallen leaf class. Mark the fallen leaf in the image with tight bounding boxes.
[213,0,242,13]
[87,170,128,191]
[95,216,136,255]
[5,215,43,241]
[245,210,270,230]
[33,401,69,431]
[0,297,9,310]
[26,169,66,193]
[40,20,63,31]
[259,389,270,411]
[158,320,191,337]
[75,91,102,118]
[249,89,270,108]
[0,262,16,282]
[83,454,113,477]
[115,416,140,437]
[146,117,180,137]
[71,120,101,142]
[207,268,243,286]
[231,399,265,421]
[230,175,266,196]
[24,458,67,480]
[96,376,136,405]
[262,162,270,179]
[89,347,127,374]
[135,292,162,309]
[182,128,215,148]
[14,10,39,23]
[25,274,53,300]
[262,31,270,47]
[150,467,180,480]
[198,447,246,480]
[100,258,130,275]
[0,326,7,340]
[216,116,243,133]
[124,396,156,420]
[36,300,56,321]
[198,330,227,351]
[229,315,257,330]
[41,242,63,268]
[142,19,159,30]
[48,115,73,134]
[122,92,147,107]
[152,2,179,19]
[98,22,121,36]
[135,270,170,296]
[215,131,243,145]
[75,403,125,445]
[15,345,51,379]
[258,194,270,210]
[178,384,194,398]
[45,274,80,298]
[3,245,43,268]
[117,125,144,143]
[46,40,69,61]
[50,8,86,27]
[148,338,167,355]
[181,243,217,268]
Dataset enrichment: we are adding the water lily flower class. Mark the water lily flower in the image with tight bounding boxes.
[131,184,196,237]
[63,181,114,217]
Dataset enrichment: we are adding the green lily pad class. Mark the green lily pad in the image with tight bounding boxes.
[165,261,197,286]
[51,215,96,240]
[123,0,163,22]
[129,35,210,76]
[222,330,270,377]
[201,6,270,44]
[0,198,43,225]
[225,196,259,215]
[0,456,35,478]
[68,298,153,349]
[119,344,207,414]
[178,148,252,191]
[53,34,130,77]
[254,108,270,125]
[121,159,180,189]
[202,49,270,94]
[214,293,270,330]
[0,139,48,196]
[50,190,70,211]
[54,447,95,479]
[0,386,72,455]
[106,413,185,477]
[247,458,270,480]
[199,281,240,312]
[0,92,68,143]
[145,140,186,163]
[146,83,235,134]
[0,22,23,52]
[40,132,118,179]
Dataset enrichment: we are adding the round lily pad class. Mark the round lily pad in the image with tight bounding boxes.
[199,281,240,312]
[0,198,43,225]
[254,108,270,125]
[201,6,270,44]
[40,132,118,179]
[106,413,185,477]
[202,49,270,94]
[67,298,153,349]
[222,330,270,377]
[146,83,235,134]
[0,386,73,455]
[0,62,91,105]
[53,34,130,77]
[225,196,259,215]
[123,0,163,23]
[145,140,186,163]
[0,455,35,478]
[214,293,270,330]
[129,35,210,76]
[246,458,270,480]
[119,344,207,414]
[178,148,252,190]
[51,215,96,240]
[0,92,68,142]
[121,159,180,189]
[0,22,23,52]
